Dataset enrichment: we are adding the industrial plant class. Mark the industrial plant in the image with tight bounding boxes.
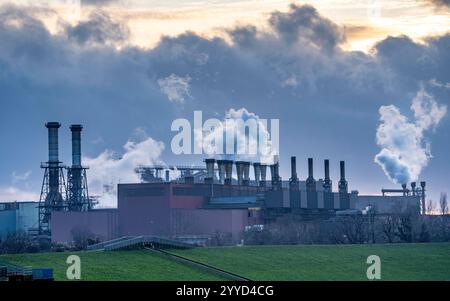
[1,122,424,244]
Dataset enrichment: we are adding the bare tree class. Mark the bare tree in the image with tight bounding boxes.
[426,199,435,215]
[439,193,448,215]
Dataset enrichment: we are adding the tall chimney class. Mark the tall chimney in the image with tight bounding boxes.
[46,122,61,164]
[289,156,299,190]
[338,161,348,193]
[165,170,170,182]
[260,164,267,187]
[224,160,233,185]
[70,124,82,167]
[205,158,215,184]
[236,161,244,185]
[217,160,226,184]
[253,163,261,184]
[306,158,316,190]
[323,159,332,192]
[411,182,416,196]
[401,183,407,196]
[420,181,426,214]
[242,162,250,186]
[270,155,281,190]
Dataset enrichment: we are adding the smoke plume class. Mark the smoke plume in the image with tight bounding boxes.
[83,130,165,207]
[374,88,447,184]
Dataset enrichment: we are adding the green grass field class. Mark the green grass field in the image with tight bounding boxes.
[1,243,449,280]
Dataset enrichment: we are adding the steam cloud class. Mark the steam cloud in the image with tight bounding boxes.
[197,108,279,164]
[83,130,165,207]
[374,88,447,184]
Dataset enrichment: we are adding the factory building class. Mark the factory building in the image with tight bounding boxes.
[0,202,39,240]
[51,155,422,244]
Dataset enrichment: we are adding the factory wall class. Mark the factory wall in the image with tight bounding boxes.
[353,195,421,214]
[51,209,118,243]
[170,209,250,240]
[0,210,16,240]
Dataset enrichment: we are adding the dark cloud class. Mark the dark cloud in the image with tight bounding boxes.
[425,0,450,8]
[268,4,345,51]
[66,10,129,45]
[0,4,449,201]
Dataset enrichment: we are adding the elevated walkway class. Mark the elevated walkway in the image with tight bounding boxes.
[87,235,195,251]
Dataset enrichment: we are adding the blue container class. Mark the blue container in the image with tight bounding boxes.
[32,268,53,280]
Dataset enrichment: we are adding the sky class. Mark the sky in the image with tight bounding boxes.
[0,0,449,208]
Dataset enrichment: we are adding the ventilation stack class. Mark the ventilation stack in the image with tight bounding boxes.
[217,160,226,184]
[253,163,261,186]
[260,164,267,187]
[204,158,215,184]
[224,160,233,185]
[39,122,67,235]
[270,155,281,190]
[242,162,250,186]
[235,161,244,185]
[67,124,91,212]
[306,158,316,191]
[411,182,416,196]
[323,159,332,193]
[289,156,299,191]
[338,161,348,193]
[420,181,426,215]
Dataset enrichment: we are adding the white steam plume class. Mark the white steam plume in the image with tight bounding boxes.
[374,88,447,184]
[83,130,165,207]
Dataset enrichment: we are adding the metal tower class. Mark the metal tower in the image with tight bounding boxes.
[67,124,91,211]
[39,122,67,235]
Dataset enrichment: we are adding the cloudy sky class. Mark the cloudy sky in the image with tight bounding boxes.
[0,0,449,207]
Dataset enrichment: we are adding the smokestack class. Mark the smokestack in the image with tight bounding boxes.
[46,122,61,164]
[338,161,348,193]
[70,124,82,167]
[401,183,407,196]
[224,160,233,185]
[260,164,267,187]
[308,158,314,179]
[270,155,281,190]
[205,158,215,184]
[165,170,170,182]
[290,156,297,180]
[420,181,426,214]
[306,158,316,190]
[289,156,299,190]
[242,162,250,186]
[253,163,261,184]
[411,182,416,196]
[323,159,332,193]
[236,161,244,185]
[217,160,226,184]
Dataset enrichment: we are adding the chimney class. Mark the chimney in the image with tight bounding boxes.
[217,160,226,184]
[242,162,250,186]
[338,161,348,193]
[270,155,281,190]
[204,158,215,184]
[401,183,407,196]
[420,181,426,214]
[411,182,416,196]
[306,158,316,190]
[70,124,82,167]
[253,163,261,185]
[224,160,233,185]
[235,161,244,185]
[260,164,267,187]
[289,156,299,190]
[46,122,61,164]
[165,170,170,182]
[323,159,332,193]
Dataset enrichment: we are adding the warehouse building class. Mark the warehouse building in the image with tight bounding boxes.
[0,202,39,240]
